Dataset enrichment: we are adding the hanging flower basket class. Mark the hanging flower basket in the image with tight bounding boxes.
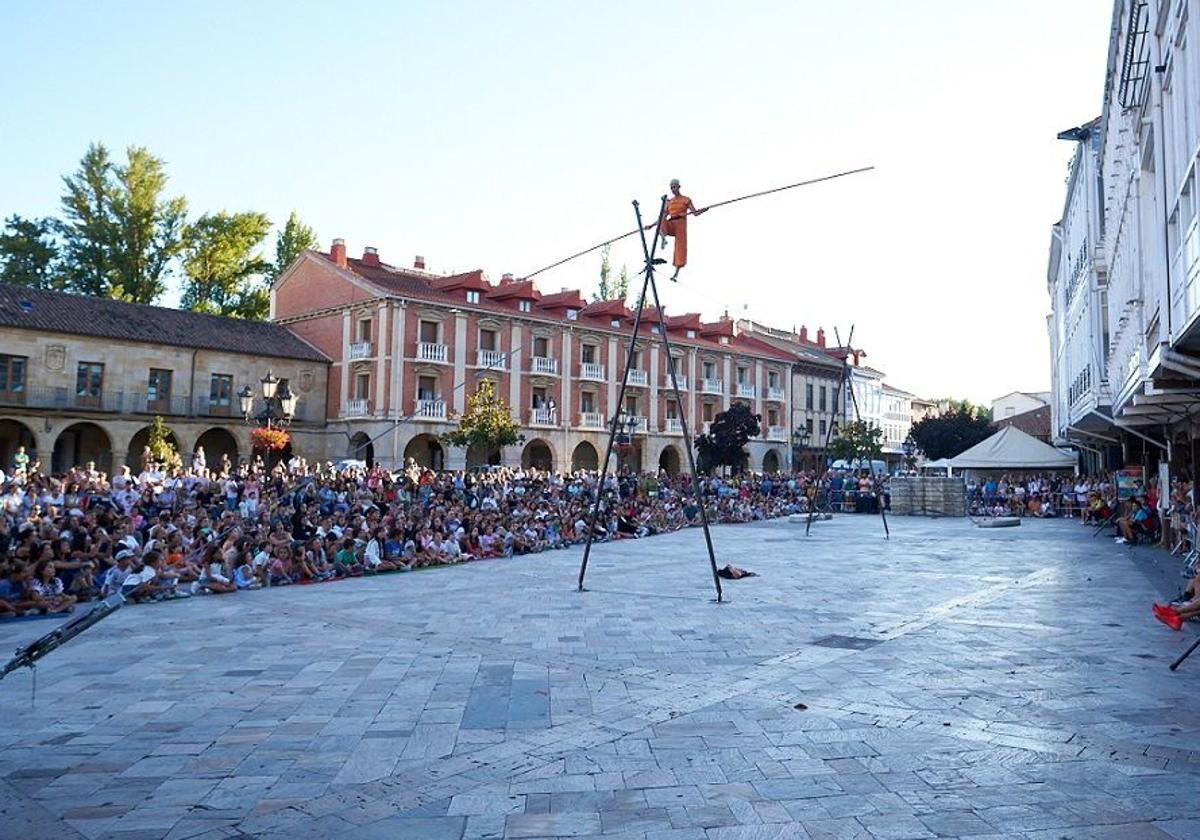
[251,426,290,451]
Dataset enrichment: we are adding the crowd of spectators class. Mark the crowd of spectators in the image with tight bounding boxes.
[0,445,872,617]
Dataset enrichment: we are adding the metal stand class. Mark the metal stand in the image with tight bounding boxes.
[1170,633,1200,671]
[577,196,723,602]
[805,325,890,540]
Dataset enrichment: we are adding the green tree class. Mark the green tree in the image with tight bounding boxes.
[0,215,60,289]
[909,404,994,460]
[146,415,179,465]
[695,401,760,475]
[828,419,884,464]
[271,210,318,282]
[57,143,187,303]
[443,380,522,452]
[181,211,272,319]
[594,244,613,301]
[615,265,630,301]
[58,142,117,297]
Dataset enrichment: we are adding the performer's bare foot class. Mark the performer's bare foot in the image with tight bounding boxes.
[660,236,668,251]
[670,268,681,282]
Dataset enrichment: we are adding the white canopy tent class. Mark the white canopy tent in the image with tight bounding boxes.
[920,458,954,475]
[947,426,1077,472]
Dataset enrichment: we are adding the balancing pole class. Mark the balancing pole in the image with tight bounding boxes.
[1169,633,1200,671]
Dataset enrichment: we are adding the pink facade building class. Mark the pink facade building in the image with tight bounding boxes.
[272,240,797,474]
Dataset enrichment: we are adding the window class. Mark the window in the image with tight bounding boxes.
[702,402,714,422]
[686,329,697,339]
[805,418,813,435]
[651,324,660,334]
[466,290,480,304]
[805,383,813,409]
[819,419,827,436]
[581,344,596,364]
[147,368,172,404]
[76,362,104,405]
[358,318,371,343]
[720,336,730,345]
[666,399,678,419]
[209,374,233,407]
[768,409,778,426]
[581,391,595,413]
[611,318,621,328]
[629,350,641,370]
[480,328,498,352]
[532,386,548,408]
[768,371,779,389]
[417,375,438,401]
[737,367,749,384]
[419,320,439,344]
[0,355,27,398]
[355,373,371,400]
[819,386,827,412]
[533,336,550,357]
[625,395,638,415]
[519,300,532,313]
[567,309,578,320]
[702,361,715,379]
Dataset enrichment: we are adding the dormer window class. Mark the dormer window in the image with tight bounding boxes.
[466,290,480,304]
[567,309,578,320]
[519,300,532,313]
[720,336,730,345]
[610,318,621,328]
[651,325,660,334]
[686,329,696,339]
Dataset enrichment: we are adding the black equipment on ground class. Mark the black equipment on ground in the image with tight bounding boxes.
[0,593,124,682]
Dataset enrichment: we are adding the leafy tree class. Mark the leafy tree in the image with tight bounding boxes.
[443,380,521,452]
[695,401,760,474]
[181,211,272,319]
[828,419,884,464]
[57,143,187,303]
[595,244,613,301]
[909,404,994,460]
[615,264,630,301]
[271,210,317,282]
[58,142,117,297]
[146,415,179,466]
[0,215,60,289]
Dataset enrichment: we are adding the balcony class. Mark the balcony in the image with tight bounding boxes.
[415,399,447,419]
[478,349,506,370]
[344,398,371,418]
[580,362,606,381]
[767,425,787,440]
[626,369,648,387]
[126,392,193,416]
[663,374,688,391]
[530,407,556,426]
[580,411,605,429]
[766,386,785,402]
[736,383,756,399]
[348,341,373,360]
[417,342,448,363]
[531,356,558,375]
[701,377,724,395]
[665,417,684,434]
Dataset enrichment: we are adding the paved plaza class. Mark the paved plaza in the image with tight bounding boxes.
[0,515,1198,840]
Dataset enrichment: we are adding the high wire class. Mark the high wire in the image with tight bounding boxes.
[523,165,875,281]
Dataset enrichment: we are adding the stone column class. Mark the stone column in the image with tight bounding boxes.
[453,311,468,415]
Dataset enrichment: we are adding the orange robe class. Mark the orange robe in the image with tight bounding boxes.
[659,194,692,269]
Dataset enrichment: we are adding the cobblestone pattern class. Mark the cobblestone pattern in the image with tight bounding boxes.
[0,517,1197,839]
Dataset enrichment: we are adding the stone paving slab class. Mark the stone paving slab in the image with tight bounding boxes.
[0,516,1197,839]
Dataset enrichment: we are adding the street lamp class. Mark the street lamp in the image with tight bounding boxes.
[792,425,810,471]
[613,412,639,470]
[241,370,297,430]
[902,434,917,472]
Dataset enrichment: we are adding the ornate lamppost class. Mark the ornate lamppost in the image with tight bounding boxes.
[240,370,298,460]
[902,433,917,473]
[613,412,639,472]
[792,425,811,472]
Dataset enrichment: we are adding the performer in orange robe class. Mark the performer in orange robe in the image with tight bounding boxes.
[658,179,706,279]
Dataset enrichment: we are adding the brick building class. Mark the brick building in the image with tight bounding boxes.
[272,240,796,473]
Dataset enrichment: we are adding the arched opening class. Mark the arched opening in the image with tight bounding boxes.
[619,444,643,473]
[466,443,502,469]
[762,449,781,475]
[194,427,240,472]
[126,425,182,472]
[0,419,37,475]
[53,422,112,474]
[571,441,599,472]
[403,433,445,471]
[657,444,681,477]
[349,432,375,468]
[521,438,554,471]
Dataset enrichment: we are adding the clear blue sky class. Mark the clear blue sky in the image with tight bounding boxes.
[0,1,1112,404]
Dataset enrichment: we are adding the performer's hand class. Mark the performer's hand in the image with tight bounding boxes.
[694,207,708,215]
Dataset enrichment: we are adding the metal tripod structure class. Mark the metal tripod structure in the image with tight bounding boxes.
[805,325,890,540]
[576,196,724,602]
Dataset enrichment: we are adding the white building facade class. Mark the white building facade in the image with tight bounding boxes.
[1050,0,1200,474]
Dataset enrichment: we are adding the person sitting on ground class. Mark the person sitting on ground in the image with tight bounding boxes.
[333,537,363,576]
[69,561,100,602]
[0,563,42,617]
[31,559,76,613]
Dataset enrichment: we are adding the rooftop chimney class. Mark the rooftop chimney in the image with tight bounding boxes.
[361,246,380,267]
[816,327,826,348]
[500,272,514,285]
[331,238,347,268]
[799,325,808,343]
[413,255,426,270]
[853,351,861,366]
